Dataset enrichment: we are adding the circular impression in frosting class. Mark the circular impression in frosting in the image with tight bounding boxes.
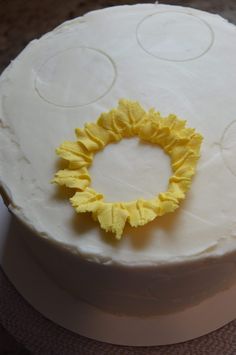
[35,47,117,107]
[136,11,214,61]
[220,120,236,177]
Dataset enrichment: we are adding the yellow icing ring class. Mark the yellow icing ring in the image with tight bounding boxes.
[53,99,203,239]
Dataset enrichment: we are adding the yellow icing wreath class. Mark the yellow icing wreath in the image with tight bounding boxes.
[53,99,203,239]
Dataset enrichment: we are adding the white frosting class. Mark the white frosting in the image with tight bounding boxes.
[1,4,236,265]
[136,10,214,61]
[1,4,236,315]
[90,137,171,202]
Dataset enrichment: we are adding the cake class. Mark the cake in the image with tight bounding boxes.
[1,3,236,316]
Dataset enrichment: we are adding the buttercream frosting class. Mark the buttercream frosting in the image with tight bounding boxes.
[54,99,202,238]
[1,3,236,265]
[1,3,236,316]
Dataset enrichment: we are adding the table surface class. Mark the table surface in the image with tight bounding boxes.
[1,0,236,353]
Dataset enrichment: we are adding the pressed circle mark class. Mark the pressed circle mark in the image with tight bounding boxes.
[136,11,214,62]
[35,47,117,107]
[220,120,236,177]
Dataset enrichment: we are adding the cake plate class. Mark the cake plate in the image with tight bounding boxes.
[1,196,236,347]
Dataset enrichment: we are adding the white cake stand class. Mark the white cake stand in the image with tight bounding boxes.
[0,196,236,347]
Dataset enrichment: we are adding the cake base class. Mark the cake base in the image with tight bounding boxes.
[1,196,236,346]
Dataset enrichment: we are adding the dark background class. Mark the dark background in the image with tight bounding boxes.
[0,0,236,353]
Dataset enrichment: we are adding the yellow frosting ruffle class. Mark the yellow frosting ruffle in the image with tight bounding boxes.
[53,99,203,239]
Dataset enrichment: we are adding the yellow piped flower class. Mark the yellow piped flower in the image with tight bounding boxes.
[53,99,203,239]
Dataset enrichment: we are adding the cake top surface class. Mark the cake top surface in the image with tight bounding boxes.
[1,3,236,265]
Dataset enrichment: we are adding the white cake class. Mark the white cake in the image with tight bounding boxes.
[1,3,236,316]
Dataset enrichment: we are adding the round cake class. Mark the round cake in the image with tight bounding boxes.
[1,3,236,316]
